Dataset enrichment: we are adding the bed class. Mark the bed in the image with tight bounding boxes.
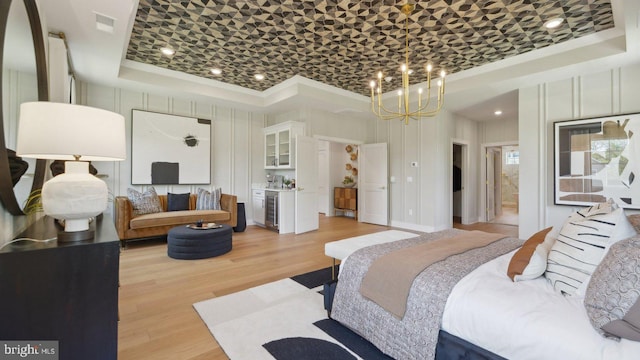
[330,221,640,360]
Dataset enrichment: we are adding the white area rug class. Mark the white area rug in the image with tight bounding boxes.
[193,230,416,359]
[194,279,348,359]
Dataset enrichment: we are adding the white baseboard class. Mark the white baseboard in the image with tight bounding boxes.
[389,220,435,233]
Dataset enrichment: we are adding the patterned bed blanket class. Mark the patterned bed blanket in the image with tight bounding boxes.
[331,229,523,360]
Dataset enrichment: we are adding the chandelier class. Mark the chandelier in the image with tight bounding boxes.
[370,3,446,125]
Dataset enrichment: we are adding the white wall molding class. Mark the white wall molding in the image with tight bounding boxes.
[389,220,434,233]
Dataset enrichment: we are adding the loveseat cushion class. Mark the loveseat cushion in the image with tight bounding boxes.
[130,209,231,229]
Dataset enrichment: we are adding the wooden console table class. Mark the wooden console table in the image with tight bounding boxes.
[334,187,357,220]
[0,215,120,360]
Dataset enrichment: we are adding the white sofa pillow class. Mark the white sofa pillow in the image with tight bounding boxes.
[507,226,558,281]
[545,206,637,296]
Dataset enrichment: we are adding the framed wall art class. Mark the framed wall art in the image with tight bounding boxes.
[131,110,211,185]
[554,113,640,209]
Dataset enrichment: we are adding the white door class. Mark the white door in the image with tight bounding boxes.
[486,148,497,222]
[317,141,330,214]
[295,135,319,234]
[494,148,503,217]
[360,143,388,226]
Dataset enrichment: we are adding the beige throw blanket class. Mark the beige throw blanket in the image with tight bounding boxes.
[359,230,506,318]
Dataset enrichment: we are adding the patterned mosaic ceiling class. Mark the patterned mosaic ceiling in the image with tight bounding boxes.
[126,0,614,96]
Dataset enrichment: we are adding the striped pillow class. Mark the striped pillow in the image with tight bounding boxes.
[545,205,637,296]
[196,187,222,210]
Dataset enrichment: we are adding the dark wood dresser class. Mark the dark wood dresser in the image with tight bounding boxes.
[0,215,119,360]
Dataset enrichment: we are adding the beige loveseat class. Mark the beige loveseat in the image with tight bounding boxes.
[114,193,237,247]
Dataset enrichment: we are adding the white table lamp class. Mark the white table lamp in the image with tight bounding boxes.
[16,102,125,241]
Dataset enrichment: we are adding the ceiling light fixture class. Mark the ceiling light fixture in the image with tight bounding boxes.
[254,74,265,81]
[494,110,503,116]
[544,18,564,29]
[160,47,175,56]
[211,68,222,75]
[370,3,445,125]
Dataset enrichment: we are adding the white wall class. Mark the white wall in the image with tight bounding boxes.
[478,117,519,144]
[519,62,640,239]
[266,108,373,143]
[75,81,266,223]
[74,82,378,225]
[367,111,466,232]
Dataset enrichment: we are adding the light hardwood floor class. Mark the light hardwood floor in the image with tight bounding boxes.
[118,216,518,359]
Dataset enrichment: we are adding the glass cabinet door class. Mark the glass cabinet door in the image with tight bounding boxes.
[278,129,290,166]
[265,132,276,167]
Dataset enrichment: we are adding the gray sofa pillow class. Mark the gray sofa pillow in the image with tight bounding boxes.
[584,235,640,341]
[127,187,163,216]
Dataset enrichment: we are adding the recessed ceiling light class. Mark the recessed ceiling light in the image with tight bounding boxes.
[160,47,175,56]
[494,110,503,116]
[211,68,222,75]
[544,18,564,29]
[254,74,265,81]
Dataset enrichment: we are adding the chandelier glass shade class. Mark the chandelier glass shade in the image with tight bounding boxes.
[370,4,445,125]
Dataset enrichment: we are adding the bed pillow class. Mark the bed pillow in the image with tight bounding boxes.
[196,187,222,210]
[584,235,640,341]
[507,227,554,281]
[127,187,163,216]
[545,205,637,296]
[167,192,190,211]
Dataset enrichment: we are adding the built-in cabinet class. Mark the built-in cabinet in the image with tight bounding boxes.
[264,121,305,169]
[252,189,265,226]
[252,188,294,234]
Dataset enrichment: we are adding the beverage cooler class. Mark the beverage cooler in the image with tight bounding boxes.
[265,190,279,231]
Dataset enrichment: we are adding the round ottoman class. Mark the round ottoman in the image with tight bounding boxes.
[167,224,233,260]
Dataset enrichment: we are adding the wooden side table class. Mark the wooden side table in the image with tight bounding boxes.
[334,187,357,220]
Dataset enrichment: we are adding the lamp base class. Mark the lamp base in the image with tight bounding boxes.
[57,229,95,242]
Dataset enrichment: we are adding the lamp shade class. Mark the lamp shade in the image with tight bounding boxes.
[16,102,126,161]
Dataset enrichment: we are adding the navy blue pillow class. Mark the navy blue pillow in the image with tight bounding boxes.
[167,192,190,211]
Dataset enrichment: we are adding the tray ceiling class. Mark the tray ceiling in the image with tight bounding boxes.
[126,0,614,96]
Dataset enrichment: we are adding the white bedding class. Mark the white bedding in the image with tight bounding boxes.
[442,250,640,360]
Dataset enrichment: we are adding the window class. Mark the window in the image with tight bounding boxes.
[506,151,519,165]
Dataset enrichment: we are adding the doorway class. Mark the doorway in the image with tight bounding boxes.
[316,137,362,220]
[485,144,519,226]
[453,144,463,224]
[451,141,469,225]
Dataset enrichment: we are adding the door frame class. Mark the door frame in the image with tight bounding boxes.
[313,135,363,218]
[480,141,519,222]
[451,139,470,226]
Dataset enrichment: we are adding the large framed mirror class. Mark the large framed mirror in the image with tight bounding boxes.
[0,0,48,215]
